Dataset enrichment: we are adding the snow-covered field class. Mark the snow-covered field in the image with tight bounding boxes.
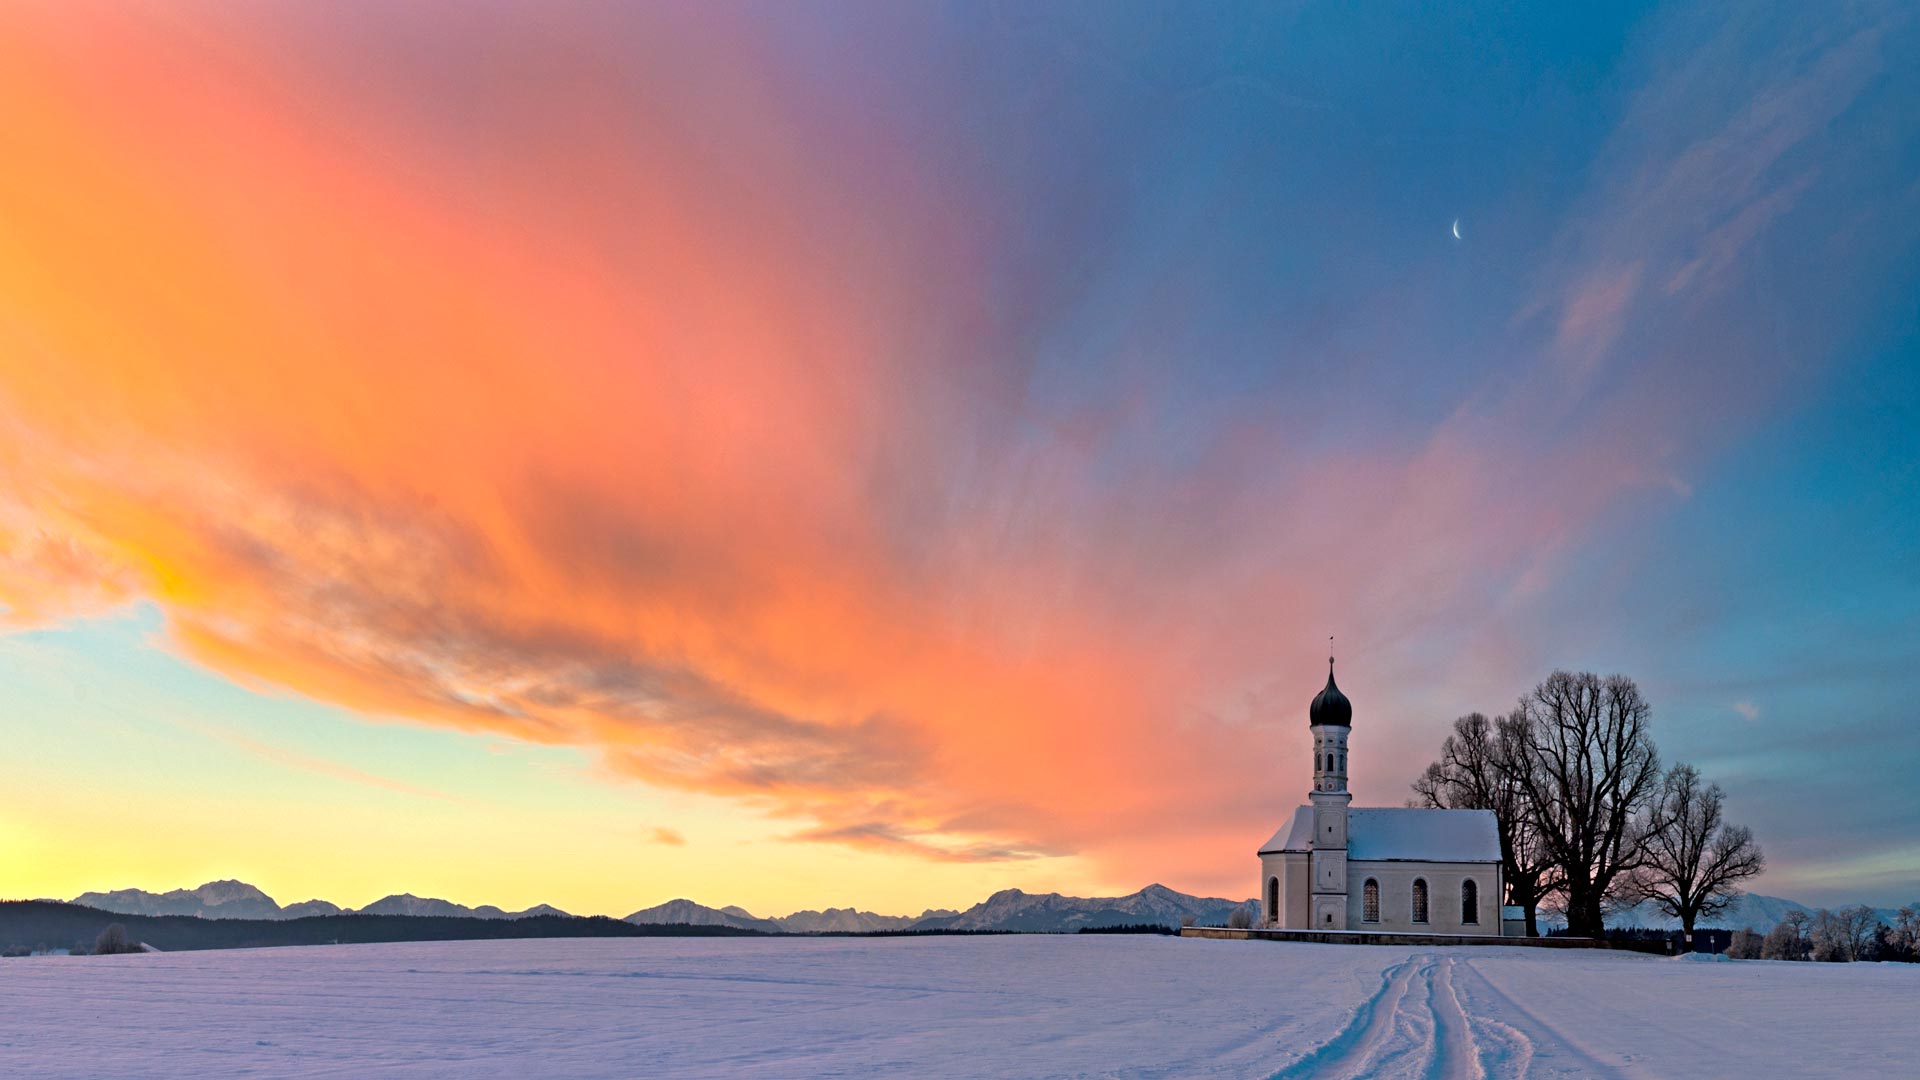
[3,936,1913,1078]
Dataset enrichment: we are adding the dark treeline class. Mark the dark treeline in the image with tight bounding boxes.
[1077,923,1177,935]
[0,902,1091,954]
[1728,906,1920,963]
[0,901,763,953]
[796,928,1022,938]
[1548,927,1736,955]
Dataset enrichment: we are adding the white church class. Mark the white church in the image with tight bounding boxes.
[1258,656,1510,935]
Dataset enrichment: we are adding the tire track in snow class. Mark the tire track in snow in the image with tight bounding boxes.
[1267,956,1419,1079]
[1270,955,1487,1080]
[1453,956,1652,1080]
[1425,957,1483,1080]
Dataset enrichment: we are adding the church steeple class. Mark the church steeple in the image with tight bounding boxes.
[1310,644,1351,793]
[1305,641,1353,929]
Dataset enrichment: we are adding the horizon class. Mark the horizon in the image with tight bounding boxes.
[43,874,1894,927]
[3,2,1919,918]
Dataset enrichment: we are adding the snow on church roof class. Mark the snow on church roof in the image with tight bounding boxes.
[1259,806,1501,863]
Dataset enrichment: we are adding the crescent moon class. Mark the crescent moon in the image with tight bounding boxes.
[1451,218,1462,240]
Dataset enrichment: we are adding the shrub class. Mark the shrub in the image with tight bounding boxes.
[1726,927,1762,960]
[0,944,30,958]
[1761,911,1810,961]
[93,923,139,956]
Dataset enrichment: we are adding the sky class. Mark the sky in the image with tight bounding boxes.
[1,1,1917,916]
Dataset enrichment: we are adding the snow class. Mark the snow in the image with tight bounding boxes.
[1348,809,1501,862]
[1261,805,1502,862]
[2,936,1913,1078]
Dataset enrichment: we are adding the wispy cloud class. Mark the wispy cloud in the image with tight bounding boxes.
[179,720,464,804]
[0,2,1912,898]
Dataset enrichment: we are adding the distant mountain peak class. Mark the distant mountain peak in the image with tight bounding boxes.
[74,879,285,921]
[625,898,779,932]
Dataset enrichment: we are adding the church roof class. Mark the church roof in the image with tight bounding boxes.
[1259,806,1501,863]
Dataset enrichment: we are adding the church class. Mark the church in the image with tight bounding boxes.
[1258,656,1509,935]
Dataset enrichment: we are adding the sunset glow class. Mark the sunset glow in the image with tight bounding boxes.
[3,2,1916,916]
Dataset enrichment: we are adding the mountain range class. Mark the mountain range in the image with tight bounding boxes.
[71,880,1251,933]
[74,880,1896,936]
[619,883,1256,933]
[69,881,571,922]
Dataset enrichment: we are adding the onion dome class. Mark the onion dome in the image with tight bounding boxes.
[1309,658,1351,728]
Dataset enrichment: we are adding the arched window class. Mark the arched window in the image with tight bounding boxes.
[1462,880,1479,925]
[1325,753,1334,772]
[1412,879,1429,924]
[1363,879,1379,923]
[1267,877,1280,924]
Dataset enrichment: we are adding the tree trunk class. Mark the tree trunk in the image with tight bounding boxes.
[1564,889,1603,938]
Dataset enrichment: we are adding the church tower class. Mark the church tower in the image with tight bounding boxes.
[1307,651,1352,929]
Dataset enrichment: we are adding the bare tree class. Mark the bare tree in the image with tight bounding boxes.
[1889,904,1920,962]
[1725,927,1763,959]
[1629,764,1765,945]
[1501,672,1666,937]
[1810,906,1882,962]
[1411,712,1560,935]
[1841,906,1883,961]
[1225,906,1253,930]
[1762,910,1810,960]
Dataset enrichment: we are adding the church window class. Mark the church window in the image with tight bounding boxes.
[1267,877,1279,923]
[1462,880,1479,924]
[1363,879,1379,923]
[1412,879,1429,924]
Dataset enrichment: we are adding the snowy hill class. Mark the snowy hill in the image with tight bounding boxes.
[6,934,1912,1077]
[624,899,782,932]
[278,899,345,919]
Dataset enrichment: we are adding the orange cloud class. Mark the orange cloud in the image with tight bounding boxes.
[0,4,1847,898]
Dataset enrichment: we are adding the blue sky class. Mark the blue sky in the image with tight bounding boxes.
[0,0,1914,912]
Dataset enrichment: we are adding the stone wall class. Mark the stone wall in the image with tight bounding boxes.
[1180,926,1609,949]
